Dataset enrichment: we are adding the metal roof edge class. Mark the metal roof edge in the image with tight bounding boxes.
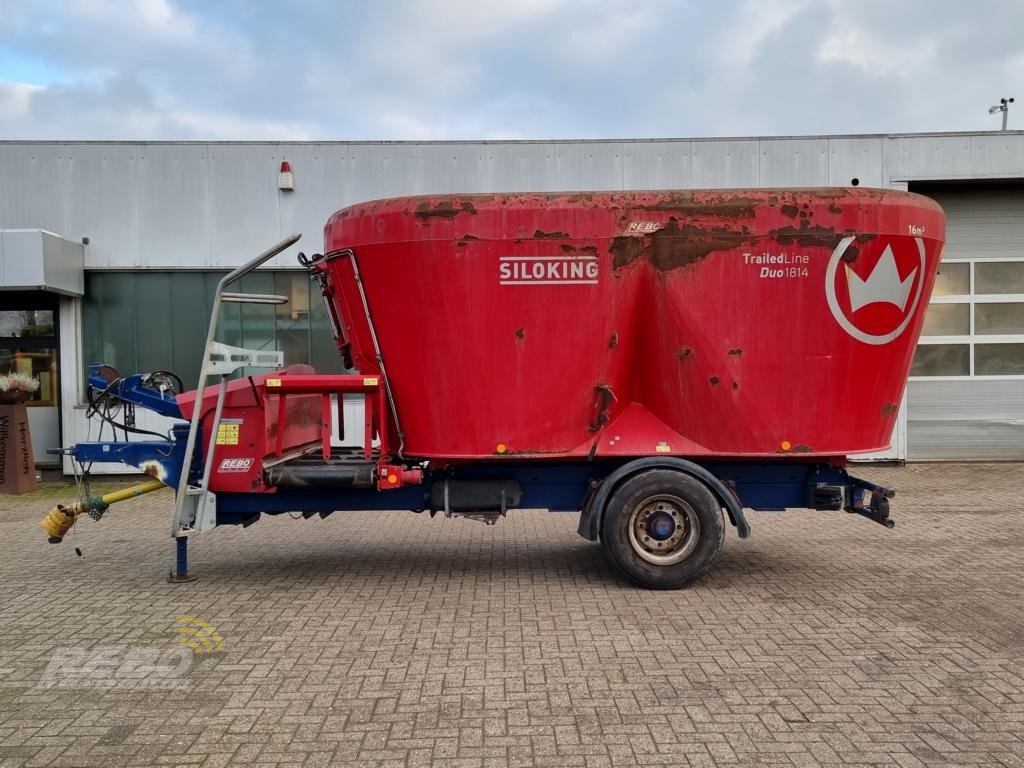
[0,130,1022,147]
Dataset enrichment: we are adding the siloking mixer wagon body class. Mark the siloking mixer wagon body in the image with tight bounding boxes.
[43,188,945,589]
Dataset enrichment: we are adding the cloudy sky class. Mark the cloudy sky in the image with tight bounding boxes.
[0,0,1020,141]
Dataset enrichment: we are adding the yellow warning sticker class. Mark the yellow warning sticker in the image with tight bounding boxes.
[266,378,281,387]
[216,423,240,445]
[655,442,671,453]
[363,377,379,386]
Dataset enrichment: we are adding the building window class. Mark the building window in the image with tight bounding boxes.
[0,298,59,406]
[82,271,344,394]
[912,260,1024,378]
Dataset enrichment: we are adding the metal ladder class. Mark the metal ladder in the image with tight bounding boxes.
[171,234,301,539]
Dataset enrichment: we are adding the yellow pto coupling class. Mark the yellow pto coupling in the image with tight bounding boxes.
[40,480,167,543]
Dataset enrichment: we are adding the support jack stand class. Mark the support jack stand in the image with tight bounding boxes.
[168,536,198,583]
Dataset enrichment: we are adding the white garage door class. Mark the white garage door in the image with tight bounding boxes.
[907,183,1024,459]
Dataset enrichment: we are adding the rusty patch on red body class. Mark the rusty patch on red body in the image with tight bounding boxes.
[842,245,859,263]
[828,203,842,214]
[612,218,749,271]
[610,236,645,269]
[790,443,812,453]
[415,200,477,221]
[638,192,759,219]
[500,447,568,456]
[534,229,570,240]
[881,402,898,416]
[780,203,800,218]
[676,347,692,361]
[770,219,841,249]
[608,332,619,349]
[709,376,720,385]
[727,348,743,357]
[515,328,526,342]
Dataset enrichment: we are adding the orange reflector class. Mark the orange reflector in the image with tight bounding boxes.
[387,474,398,484]
[780,440,791,451]
[496,443,507,454]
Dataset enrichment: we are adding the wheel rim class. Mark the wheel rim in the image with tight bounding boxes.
[627,493,701,565]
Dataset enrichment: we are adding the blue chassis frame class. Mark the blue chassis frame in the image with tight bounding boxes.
[70,437,879,525]
[67,365,893,579]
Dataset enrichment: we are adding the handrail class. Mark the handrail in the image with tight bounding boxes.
[171,233,301,537]
[221,233,301,287]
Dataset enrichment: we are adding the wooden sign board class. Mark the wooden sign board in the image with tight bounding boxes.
[0,404,39,494]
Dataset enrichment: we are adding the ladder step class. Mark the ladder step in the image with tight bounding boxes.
[221,291,289,305]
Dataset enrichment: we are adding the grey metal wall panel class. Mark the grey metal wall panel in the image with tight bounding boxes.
[895,135,973,180]
[40,231,84,295]
[881,136,905,185]
[484,144,556,192]
[417,144,488,195]
[208,145,284,268]
[622,142,692,190]
[553,142,623,190]
[970,134,1024,177]
[908,379,1024,459]
[277,144,349,263]
[690,140,758,188]
[137,145,211,267]
[758,139,829,187]
[0,229,83,295]
[347,144,420,204]
[827,137,884,187]
[0,145,69,235]
[1,134,1023,270]
[0,229,42,288]
[64,144,139,268]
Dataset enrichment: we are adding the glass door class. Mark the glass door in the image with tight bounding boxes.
[0,292,60,462]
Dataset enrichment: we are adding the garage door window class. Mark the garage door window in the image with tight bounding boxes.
[912,260,1024,377]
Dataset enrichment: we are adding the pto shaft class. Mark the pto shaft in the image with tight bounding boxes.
[40,480,167,543]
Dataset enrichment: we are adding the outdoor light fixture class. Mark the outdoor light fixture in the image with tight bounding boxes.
[988,97,1014,131]
[278,160,295,191]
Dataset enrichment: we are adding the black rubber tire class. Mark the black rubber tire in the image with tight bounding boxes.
[600,469,725,589]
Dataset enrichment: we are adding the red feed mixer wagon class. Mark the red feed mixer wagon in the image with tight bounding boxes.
[42,187,944,588]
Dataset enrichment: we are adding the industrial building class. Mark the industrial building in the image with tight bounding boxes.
[1,131,1022,468]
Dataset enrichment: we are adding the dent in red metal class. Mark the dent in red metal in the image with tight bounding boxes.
[317,188,945,461]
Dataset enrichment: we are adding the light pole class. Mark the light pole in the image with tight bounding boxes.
[989,97,1014,131]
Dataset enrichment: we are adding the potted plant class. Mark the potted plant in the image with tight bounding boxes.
[0,372,40,404]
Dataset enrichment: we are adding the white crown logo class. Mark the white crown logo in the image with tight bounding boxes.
[845,245,917,313]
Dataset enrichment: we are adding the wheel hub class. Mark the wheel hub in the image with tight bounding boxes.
[627,493,701,566]
[646,510,676,540]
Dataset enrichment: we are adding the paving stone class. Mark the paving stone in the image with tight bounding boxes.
[1,464,1022,767]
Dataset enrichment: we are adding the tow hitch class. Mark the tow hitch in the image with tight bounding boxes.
[810,473,895,528]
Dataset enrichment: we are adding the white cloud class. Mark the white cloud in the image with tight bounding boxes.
[0,81,42,119]
[817,22,938,76]
[0,0,1021,140]
[720,0,810,71]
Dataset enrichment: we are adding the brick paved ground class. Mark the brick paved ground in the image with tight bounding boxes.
[0,463,1022,768]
